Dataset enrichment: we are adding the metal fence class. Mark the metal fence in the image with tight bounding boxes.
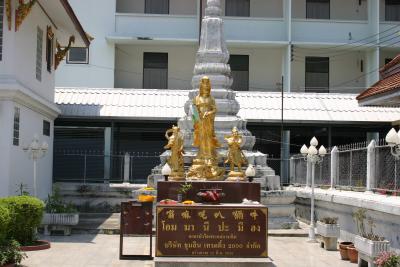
[53,152,161,184]
[289,140,399,193]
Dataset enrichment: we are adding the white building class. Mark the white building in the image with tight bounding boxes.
[0,0,89,198]
[53,0,400,184]
[57,0,400,93]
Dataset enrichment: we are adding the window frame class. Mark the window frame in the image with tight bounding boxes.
[385,0,400,21]
[36,27,43,82]
[229,54,250,91]
[46,26,54,73]
[225,0,250,17]
[66,47,89,64]
[43,120,50,137]
[13,107,20,146]
[142,52,168,89]
[144,0,170,14]
[306,0,330,20]
[305,56,330,93]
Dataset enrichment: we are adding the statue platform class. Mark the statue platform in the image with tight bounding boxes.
[157,181,260,203]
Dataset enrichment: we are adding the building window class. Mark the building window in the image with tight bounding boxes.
[306,0,330,19]
[229,55,249,91]
[0,0,4,61]
[305,57,329,93]
[385,58,393,65]
[46,26,54,72]
[386,0,400,21]
[36,27,43,81]
[13,107,20,146]
[143,52,168,89]
[225,0,250,17]
[145,0,169,14]
[67,47,89,64]
[43,120,50,136]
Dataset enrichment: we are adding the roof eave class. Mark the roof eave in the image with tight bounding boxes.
[59,0,90,47]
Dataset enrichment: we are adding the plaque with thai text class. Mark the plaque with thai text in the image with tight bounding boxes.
[156,204,268,257]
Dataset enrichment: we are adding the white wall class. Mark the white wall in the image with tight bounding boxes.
[291,52,366,93]
[56,0,116,88]
[0,101,53,199]
[292,0,367,20]
[115,44,196,89]
[115,44,283,91]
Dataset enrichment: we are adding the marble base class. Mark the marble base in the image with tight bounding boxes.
[155,257,274,267]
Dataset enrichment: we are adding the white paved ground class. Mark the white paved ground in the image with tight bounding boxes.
[22,234,355,267]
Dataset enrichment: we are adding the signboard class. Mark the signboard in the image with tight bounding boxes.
[156,205,268,257]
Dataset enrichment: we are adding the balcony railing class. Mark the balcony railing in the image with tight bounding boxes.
[224,17,286,42]
[115,13,198,40]
[292,19,371,44]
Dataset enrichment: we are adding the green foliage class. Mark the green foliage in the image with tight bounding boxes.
[0,240,27,265]
[352,208,385,241]
[0,196,45,245]
[177,182,192,195]
[319,217,338,224]
[0,204,11,243]
[45,186,77,214]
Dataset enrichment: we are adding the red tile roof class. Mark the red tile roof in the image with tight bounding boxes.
[357,56,400,101]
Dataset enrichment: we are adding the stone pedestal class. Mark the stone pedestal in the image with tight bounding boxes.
[261,190,299,229]
[320,237,338,251]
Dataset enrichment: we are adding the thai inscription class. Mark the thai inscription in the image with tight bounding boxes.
[156,205,268,257]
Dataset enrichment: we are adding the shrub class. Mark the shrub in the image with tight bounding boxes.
[0,196,45,245]
[0,240,26,265]
[45,186,77,214]
[0,204,11,244]
[319,217,338,224]
[374,251,400,267]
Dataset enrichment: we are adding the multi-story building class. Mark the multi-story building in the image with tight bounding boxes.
[53,0,400,183]
[0,0,89,198]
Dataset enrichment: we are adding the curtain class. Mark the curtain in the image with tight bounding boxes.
[145,0,169,14]
[225,0,250,17]
[306,0,330,19]
[143,68,168,89]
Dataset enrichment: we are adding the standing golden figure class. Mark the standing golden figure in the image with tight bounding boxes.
[224,127,248,181]
[164,125,185,181]
[187,77,225,180]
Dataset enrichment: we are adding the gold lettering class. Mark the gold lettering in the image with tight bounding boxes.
[166,210,175,219]
[181,210,191,219]
[203,221,210,231]
[218,221,229,232]
[250,210,258,220]
[161,220,177,232]
[198,210,208,220]
[184,224,195,231]
[250,224,261,232]
[214,211,225,219]
[237,221,244,232]
[232,210,244,220]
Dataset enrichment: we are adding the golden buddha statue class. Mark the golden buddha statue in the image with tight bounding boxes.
[187,77,225,180]
[164,125,185,181]
[224,127,248,181]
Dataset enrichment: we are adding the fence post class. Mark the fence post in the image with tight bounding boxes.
[330,146,339,190]
[366,140,376,193]
[289,157,295,184]
[123,153,130,183]
[306,160,311,188]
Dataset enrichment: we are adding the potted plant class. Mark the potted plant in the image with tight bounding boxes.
[374,251,400,267]
[42,187,79,236]
[316,217,340,251]
[176,182,192,202]
[353,209,390,261]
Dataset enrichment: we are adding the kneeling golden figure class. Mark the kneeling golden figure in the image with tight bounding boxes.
[186,77,225,180]
[225,127,248,181]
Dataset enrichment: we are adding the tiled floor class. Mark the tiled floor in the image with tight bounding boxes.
[22,234,355,267]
